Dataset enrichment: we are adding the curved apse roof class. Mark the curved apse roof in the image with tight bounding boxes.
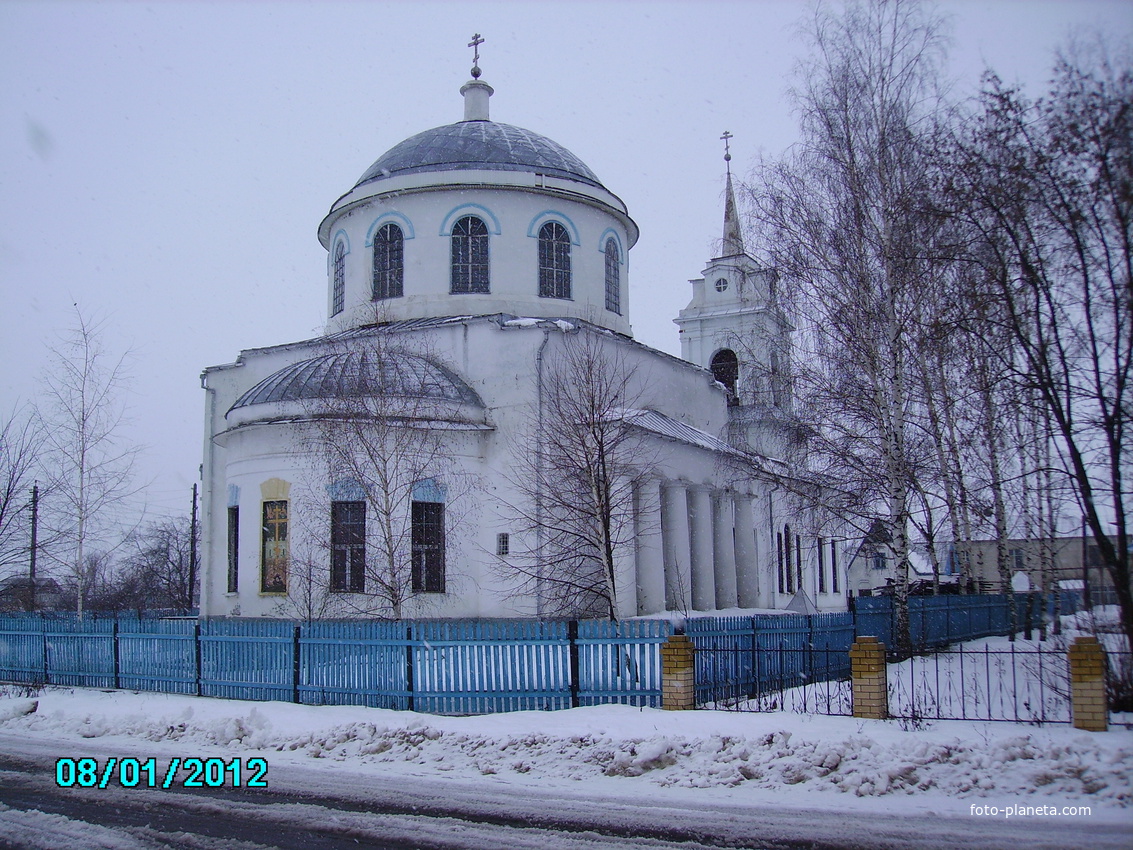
[230,351,483,413]
[354,121,605,190]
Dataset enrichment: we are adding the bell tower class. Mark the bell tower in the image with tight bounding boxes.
[674,132,793,458]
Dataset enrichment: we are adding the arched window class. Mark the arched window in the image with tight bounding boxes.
[331,242,346,316]
[710,349,739,404]
[538,221,571,299]
[372,223,404,300]
[451,216,490,294]
[604,238,621,314]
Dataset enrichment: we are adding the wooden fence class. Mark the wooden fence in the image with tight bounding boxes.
[0,592,1079,714]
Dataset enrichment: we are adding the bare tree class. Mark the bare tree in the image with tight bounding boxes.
[119,516,199,614]
[499,330,656,620]
[946,44,1133,651]
[294,327,475,619]
[0,407,42,589]
[40,308,140,618]
[744,0,951,652]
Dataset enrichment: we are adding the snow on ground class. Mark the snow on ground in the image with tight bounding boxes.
[1,682,1130,827]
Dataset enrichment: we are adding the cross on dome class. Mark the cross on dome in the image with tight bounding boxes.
[469,33,485,78]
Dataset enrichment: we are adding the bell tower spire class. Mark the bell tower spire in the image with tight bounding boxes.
[720,131,744,257]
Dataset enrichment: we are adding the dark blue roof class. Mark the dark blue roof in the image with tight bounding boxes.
[355,121,604,189]
[230,351,483,412]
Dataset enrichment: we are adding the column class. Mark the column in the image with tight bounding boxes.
[1069,636,1108,731]
[850,636,889,720]
[688,485,715,612]
[661,481,692,612]
[734,493,759,608]
[712,491,738,610]
[634,478,666,615]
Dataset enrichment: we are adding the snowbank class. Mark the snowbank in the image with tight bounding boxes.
[2,685,1130,815]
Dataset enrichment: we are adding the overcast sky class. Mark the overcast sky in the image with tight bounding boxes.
[1,0,1130,533]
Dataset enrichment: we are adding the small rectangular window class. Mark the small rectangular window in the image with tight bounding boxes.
[411,501,445,593]
[331,501,366,593]
[496,532,510,557]
[227,505,239,593]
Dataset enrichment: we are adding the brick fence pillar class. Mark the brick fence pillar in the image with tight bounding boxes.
[850,636,888,720]
[661,634,695,710]
[1069,635,1108,732]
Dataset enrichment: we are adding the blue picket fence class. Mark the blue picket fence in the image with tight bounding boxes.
[0,592,1081,713]
[851,591,1079,653]
[688,612,855,704]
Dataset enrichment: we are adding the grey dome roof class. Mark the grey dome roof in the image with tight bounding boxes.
[355,121,604,190]
[230,351,482,412]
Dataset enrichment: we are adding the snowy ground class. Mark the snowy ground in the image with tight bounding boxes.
[1,683,1131,848]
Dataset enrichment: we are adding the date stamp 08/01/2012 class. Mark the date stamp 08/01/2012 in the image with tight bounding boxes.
[54,757,268,790]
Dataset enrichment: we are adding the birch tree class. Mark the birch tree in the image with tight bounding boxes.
[41,309,139,618]
[946,46,1133,652]
[745,0,950,652]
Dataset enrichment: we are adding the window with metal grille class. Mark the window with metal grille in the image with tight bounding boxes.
[226,506,239,593]
[331,501,366,593]
[331,242,346,316]
[604,238,620,314]
[538,221,571,299]
[411,501,445,592]
[496,532,509,557]
[450,216,490,293]
[260,500,289,594]
[372,223,404,300]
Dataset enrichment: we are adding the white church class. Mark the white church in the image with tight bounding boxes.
[199,48,851,621]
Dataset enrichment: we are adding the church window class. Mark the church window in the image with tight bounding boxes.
[372,223,404,300]
[538,222,572,300]
[818,537,826,594]
[715,277,729,292]
[777,531,785,594]
[496,532,510,557]
[226,506,239,593]
[710,349,739,405]
[411,500,445,593]
[331,242,346,316]
[451,216,490,294]
[260,500,289,594]
[604,238,621,314]
[784,525,794,593]
[830,540,839,593]
[331,500,366,593]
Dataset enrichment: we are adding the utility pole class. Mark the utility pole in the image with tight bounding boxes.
[188,483,198,614]
[28,482,38,612]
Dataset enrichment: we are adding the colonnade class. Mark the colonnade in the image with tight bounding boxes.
[632,478,768,616]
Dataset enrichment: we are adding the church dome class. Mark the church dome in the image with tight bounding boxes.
[229,350,483,413]
[355,121,605,191]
